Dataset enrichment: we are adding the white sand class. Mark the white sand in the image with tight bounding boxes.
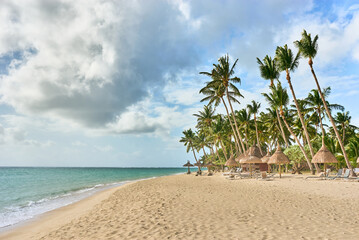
[1,173,359,239]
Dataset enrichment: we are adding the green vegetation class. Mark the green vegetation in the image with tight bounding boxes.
[180,30,358,175]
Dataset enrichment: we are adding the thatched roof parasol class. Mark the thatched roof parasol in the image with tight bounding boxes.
[247,145,263,158]
[241,155,262,164]
[193,162,202,167]
[267,145,289,165]
[261,152,271,163]
[225,155,238,167]
[235,153,245,163]
[205,162,216,167]
[183,161,193,167]
[311,144,338,164]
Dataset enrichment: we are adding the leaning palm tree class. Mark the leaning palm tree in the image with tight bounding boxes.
[275,44,319,173]
[200,80,244,153]
[195,132,210,163]
[262,85,290,147]
[257,55,280,87]
[179,129,201,172]
[270,82,314,173]
[294,29,353,173]
[247,100,263,155]
[334,111,357,144]
[200,55,246,152]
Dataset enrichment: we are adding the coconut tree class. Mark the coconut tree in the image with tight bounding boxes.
[306,88,344,137]
[268,82,314,173]
[179,129,201,172]
[235,109,252,150]
[247,100,263,155]
[275,44,319,173]
[193,105,216,130]
[294,29,354,173]
[262,85,290,147]
[199,82,244,153]
[195,132,210,163]
[200,55,246,152]
[257,55,280,87]
[334,111,358,144]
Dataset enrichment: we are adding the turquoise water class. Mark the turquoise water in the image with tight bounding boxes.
[0,167,188,228]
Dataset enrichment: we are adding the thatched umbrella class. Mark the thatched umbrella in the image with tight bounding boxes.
[261,151,271,163]
[183,161,193,174]
[225,155,238,169]
[205,162,216,174]
[268,144,289,178]
[240,145,262,176]
[235,153,245,163]
[311,139,338,175]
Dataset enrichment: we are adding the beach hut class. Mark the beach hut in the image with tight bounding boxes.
[311,140,338,175]
[225,155,238,169]
[267,144,289,178]
[183,161,193,174]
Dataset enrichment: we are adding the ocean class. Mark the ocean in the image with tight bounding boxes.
[0,167,188,229]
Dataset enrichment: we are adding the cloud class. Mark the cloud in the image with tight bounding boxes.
[0,0,200,128]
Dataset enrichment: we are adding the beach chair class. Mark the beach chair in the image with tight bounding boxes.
[326,169,343,180]
[328,169,350,180]
[256,171,274,181]
[305,169,330,180]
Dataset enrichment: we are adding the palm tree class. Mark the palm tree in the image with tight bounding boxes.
[268,82,314,173]
[195,132,210,163]
[236,109,252,150]
[211,115,229,169]
[306,88,344,137]
[262,85,290,147]
[334,111,357,144]
[275,44,319,173]
[193,105,216,130]
[294,29,354,173]
[257,55,280,87]
[200,55,246,153]
[247,100,263,155]
[179,129,201,172]
[199,82,244,153]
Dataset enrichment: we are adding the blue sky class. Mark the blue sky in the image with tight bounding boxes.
[0,0,358,167]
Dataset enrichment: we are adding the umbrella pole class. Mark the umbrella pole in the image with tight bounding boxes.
[250,164,252,176]
[324,163,326,177]
[188,166,190,174]
[279,164,281,178]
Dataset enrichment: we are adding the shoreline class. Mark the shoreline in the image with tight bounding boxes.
[1,173,359,239]
[0,174,181,240]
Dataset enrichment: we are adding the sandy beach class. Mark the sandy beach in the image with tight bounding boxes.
[1,173,359,240]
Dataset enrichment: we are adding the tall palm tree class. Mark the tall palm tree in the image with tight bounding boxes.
[306,88,344,137]
[200,55,246,152]
[334,111,357,144]
[247,100,263,155]
[269,82,314,173]
[294,29,353,173]
[195,132,210,163]
[262,85,290,147]
[275,44,319,173]
[257,55,280,87]
[199,82,244,153]
[236,109,252,150]
[193,105,216,130]
[179,129,201,172]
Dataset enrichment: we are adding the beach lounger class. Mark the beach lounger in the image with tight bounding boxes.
[256,171,274,181]
[326,169,343,180]
[328,169,350,180]
[305,169,330,180]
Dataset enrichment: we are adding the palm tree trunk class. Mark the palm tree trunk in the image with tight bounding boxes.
[190,143,200,172]
[276,109,289,147]
[281,112,314,173]
[286,70,318,173]
[245,128,249,150]
[214,144,224,171]
[224,90,247,152]
[202,147,208,162]
[308,61,353,173]
[219,140,229,161]
[254,114,263,156]
[220,97,243,153]
[342,123,345,143]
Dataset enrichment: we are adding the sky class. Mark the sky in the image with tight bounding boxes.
[0,0,358,167]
